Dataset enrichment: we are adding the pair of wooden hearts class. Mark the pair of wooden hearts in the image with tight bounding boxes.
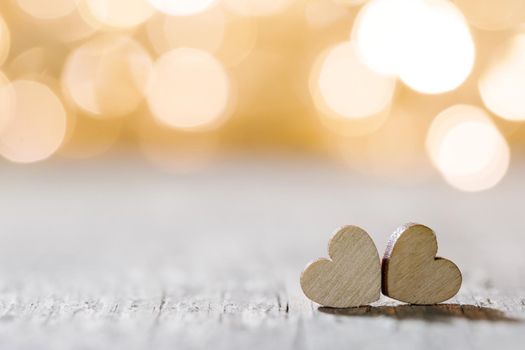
[300,223,462,308]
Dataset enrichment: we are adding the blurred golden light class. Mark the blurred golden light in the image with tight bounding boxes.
[312,41,395,120]
[62,34,153,118]
[0,15,10,67]
[353,0,475,94]
[333,0,369,6]
[147,7,225,55]
[427,105,510,192]
[304,0,350,28]
[35,4,100,43]
[216,11,258,67]
[81,0,155,29]
[453,0,525,31]
[60,113,122,159]
[0,72,15,133]
[147,7,256,67]
[8,47,65,81]
[353,0,414,76]
[479,33,525,121]
[0,80,67,163]
[137,114,219,173]
[148,0,218,16]
[224,0,294,17]
[16,0,78,20]
[147,48,232,131]
[333,105,426,178]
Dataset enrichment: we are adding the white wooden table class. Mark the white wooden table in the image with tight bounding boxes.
[0,155,523,349]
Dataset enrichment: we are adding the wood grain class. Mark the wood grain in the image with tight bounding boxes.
[0,272,523,350]
[300,225,381,307]
[0,157,524,349]
[382,223,462,304]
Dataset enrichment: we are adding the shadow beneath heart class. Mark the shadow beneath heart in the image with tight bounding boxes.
[319,304,520,322]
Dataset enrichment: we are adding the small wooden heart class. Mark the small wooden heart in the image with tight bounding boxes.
[382,223,462,304]
[300,226,381,308]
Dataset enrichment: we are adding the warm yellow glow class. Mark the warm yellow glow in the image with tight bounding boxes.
[224,0,294,17]
[353,0,414,76]
[453,0,525,31]
[147,8,255,67]
[16,0,78,20]
[333,0,369,6]
[148,7,225,55]
[0,72,14,133]
[147,48,232,130]
[82,0,155,29]
[313,42,395,120]
[0,80,67,163]
[60,114,122,159]
[8,47,65,81]
[148,0,218,16]
[399,1,474,94]
[427,105,510,192]
[353,0,475,94]
[304,0,350,28]
[62,34,153,118]
[479,34,525,121]
[0,15,10,67]
[137,116,218,173]
[37,4,100,43]
[333,106,424,177]
[216,12,258,67]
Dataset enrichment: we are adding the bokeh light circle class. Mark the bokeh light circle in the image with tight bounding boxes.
[426,105,510,192]
[305,0,350,28]
[479,33,525,121]
[224,0,294,17]
[333,0,369,6]
[147,48,231,130]
[0,72,15,134]
[147,7,226,56]
[8,47,66,81]
[0,15,10,67]
[16,0,78,20]
[148,0,218,16]
[353,0,475,94]
[313,41,396,119]
[164,8,225,53]
[62,34,153,118]
[0,80,67,163]
[36,4,100,43]
[82,0,155,29]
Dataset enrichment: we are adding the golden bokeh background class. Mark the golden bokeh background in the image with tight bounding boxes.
[0,0,525,191]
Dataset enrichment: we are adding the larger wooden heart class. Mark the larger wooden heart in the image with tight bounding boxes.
[300,226,381,308]
[382,223,462,304]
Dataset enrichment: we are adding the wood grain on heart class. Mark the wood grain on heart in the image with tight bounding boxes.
[300,226,380,308]
[382,223,462,305]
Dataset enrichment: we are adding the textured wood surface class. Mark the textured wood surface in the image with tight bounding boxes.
[0,272,523,350]
[382,223,462,304]
[0,156,524,349]
[300,225,381,307]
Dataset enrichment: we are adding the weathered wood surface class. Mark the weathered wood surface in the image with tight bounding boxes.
[0,273,523,350]
[0,156,524,349]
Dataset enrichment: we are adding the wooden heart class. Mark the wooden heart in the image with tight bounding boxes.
[382,223,462,304]
[300,226,381,308]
